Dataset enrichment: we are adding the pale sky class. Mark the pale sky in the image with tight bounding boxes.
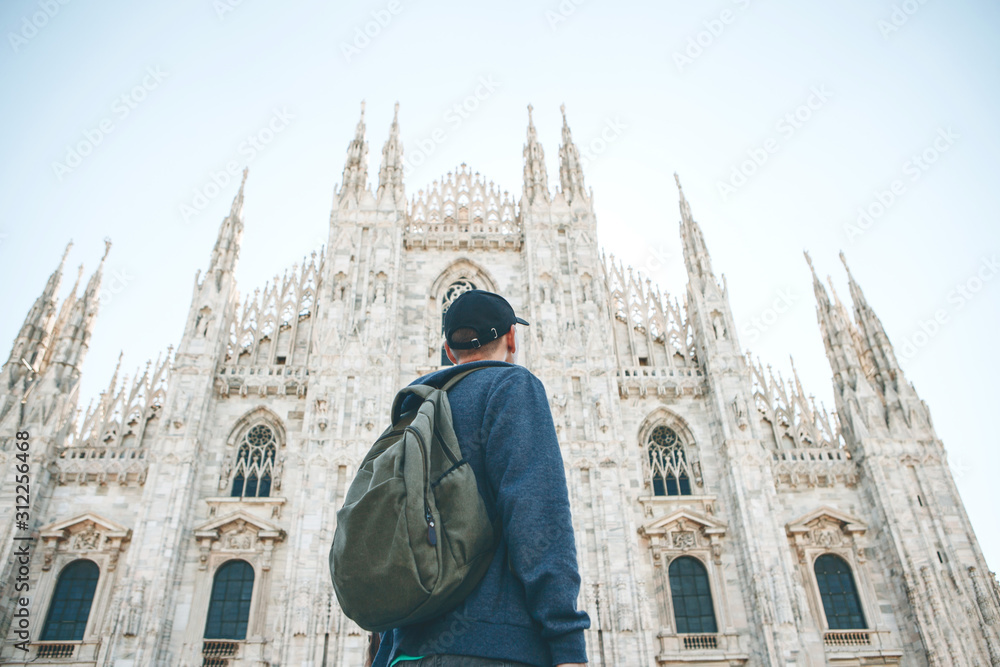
[2,1,998,569]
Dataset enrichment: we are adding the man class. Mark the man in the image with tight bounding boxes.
[371,289,589,667]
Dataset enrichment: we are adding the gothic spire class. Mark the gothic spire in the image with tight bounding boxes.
[827,274,875,381]
[40,262,83,374]
[100,350,124,413]
[82,238,111,303]
[805,251,880,406]
[839,251,906,392]
[339,100,369,205]
[53,262,84,339]
[522,104,549,205]
[43,241,72,308]
[557,104,586,204]
[807,251,845,375]
[3,240,72,380]
[50,240,111,382]
[206,169,246,289]
[789,355,807,404]
[676,173,715,286]
[377,101,405,209]
[229,165,247,219]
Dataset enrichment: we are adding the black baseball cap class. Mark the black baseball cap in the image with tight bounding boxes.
[444,290,530,350]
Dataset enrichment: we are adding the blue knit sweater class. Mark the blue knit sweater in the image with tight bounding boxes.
[370,360,590,667]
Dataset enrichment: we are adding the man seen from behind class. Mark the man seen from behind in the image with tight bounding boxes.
[371,289,589,667]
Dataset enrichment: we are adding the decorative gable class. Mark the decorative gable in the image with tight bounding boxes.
[639,509,727,563]
[786,506,867,564]
[193,511,286,571]
[38,513,131,571]
[787,506,866,539]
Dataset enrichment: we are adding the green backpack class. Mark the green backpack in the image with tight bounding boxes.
[330,368,500,632]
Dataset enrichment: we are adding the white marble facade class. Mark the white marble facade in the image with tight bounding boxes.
[1,104,998,667]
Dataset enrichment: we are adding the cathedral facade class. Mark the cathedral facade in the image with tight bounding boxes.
[1,103,998,667]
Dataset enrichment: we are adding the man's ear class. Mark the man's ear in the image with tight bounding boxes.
[444,342,460,365]
[505,324,517,356]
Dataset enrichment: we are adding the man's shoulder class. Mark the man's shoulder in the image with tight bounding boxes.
[409,361,538,389]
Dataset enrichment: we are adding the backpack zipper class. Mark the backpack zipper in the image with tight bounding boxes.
[406,426,439,547]
[432,426,460,466]
[424,503,437,546]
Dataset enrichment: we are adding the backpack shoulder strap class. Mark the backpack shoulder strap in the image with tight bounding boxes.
[389,366,489,423]
[439,366,486,392]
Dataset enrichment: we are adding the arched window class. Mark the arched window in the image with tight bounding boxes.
[814,554,867,629]
[231,424,277,498]
[40,560,99,641]
[204,560,255,640]
[440,278,477,366]
[648,425,692,496]
[669,556,717,633]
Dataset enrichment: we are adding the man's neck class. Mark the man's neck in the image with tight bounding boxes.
[456,355,504,364]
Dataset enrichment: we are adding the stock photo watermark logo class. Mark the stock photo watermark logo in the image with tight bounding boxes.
[7,0,71,53]
[340,0,404,63]
[878,0,932,38]
[579,117,628,169]
[844,127,958,243]
[51,67,169,182]
[672,0,753,73]
[948,455,971,481]
[716,85,833,202]
[213,0,248,20]
[897,254,997,361]
[741,288,797,343]
[179,108,294,223]
[98,267,135,306]
[545,0,586,31]
[414,611,475,655]
[401,76,501,176]
[641,244,672,277]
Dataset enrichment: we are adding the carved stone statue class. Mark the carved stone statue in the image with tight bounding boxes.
[711,311,727,341]
[363,398,376,430]
[292,586,311,636]
[123,581,145,637]
[219,457,232,490]
[770,565,794,625]
[731,396,749,431]
[271,589,287,637]
[197,309,213,337]
[595,396,609,432]
[273,455,285,491]
[614,576,635,633]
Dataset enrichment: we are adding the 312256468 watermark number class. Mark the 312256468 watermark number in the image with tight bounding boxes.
[12,430,35,653]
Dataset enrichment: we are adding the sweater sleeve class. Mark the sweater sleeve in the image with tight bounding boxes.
[483,370,590,664]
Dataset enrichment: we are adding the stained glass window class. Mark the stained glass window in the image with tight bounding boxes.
[40,560,99,641]
[231,424,276,498]
[204,560,255,640]
[669,556,717,633]
[648,425,692,496]
[815,554,867,629]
